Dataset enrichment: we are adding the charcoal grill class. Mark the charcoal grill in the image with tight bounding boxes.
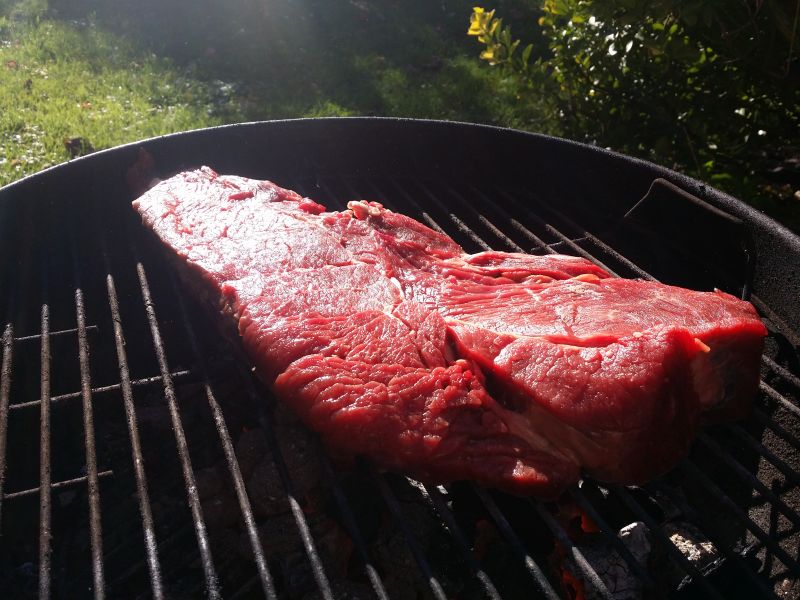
[0,118,798,599]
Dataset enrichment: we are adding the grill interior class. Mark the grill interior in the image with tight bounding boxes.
[0,120,798,600]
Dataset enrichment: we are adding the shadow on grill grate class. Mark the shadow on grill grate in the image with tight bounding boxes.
[0,168,798,600]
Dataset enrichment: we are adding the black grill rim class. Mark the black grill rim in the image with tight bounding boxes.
[0,117,796,246]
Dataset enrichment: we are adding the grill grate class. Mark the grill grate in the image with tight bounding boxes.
[0,170,798,600]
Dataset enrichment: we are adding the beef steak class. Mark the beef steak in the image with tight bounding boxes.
[133,167,767,497]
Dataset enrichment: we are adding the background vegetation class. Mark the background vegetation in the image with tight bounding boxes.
[1,0,798,230]
[468,0,800,228]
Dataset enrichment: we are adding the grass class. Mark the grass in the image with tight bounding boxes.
[0,1,548,186]
[0,18,245,184]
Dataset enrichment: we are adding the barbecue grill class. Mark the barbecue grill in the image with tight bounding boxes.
[0,118,798,599]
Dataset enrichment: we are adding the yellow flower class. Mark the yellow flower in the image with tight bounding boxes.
[480,48,495,61]
[468,7,495,36]
[468,14,483,36]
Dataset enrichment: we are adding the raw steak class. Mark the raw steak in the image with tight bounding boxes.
[133,167,767,497]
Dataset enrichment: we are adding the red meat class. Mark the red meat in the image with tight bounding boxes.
[133,167,766,497]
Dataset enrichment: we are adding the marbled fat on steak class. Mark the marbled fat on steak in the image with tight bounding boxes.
[133,167,767,497]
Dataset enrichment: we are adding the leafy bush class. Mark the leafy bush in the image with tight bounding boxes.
[469,1,800,225]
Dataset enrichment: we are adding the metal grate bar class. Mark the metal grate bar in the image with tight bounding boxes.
[533,503,615,600]
[0,324,12,524]
[679,460,800,572]
[424,485,503,600]
[258,408,336,600]
[73,240,105,598]
[319,456,391,600]
[569,486,660,594]
[382,179,454,235]
[612,486,724,600]
[751,407,800,455]
[106,524,194,598]
[278,462,336,599]
[441,184,526,252]
[464,185,554,254]
[229,575,262,600]
[100,479,186,563]
[759,381,800,419]
[105,524,193,592]
[697,433,800,528]
[361,178,447,235]
[395,179,492,251]
[651,478,780,600]
[14,325,99,342]
[104,267,165,600]
[39,303,52,600]
[727,424,800,487]
[487,187,618,274]
[763,355,800,392]
[222,342,338,599]
[517,188,660,281]
[4,470,114,500]
[362,181,500,250]
[462,187,557,254]
[347,177,459,241]
[170,281,278,600]
[9,370,194,411]
[472,485,560,600]
[749,295,800,348]
[208,387,276,597]
[135,260,221,599]
[217,328,337,600]
[370,468,449,600]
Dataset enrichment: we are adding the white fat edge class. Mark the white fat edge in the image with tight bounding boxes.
[388,275,405,299]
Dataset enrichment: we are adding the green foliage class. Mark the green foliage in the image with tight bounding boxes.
[2,0,797,232]
[1,2,558,188]
[0,20,244,185]
[303,101,355,118]
[468,7,530,70]
[469,2,800,227]
[1,0,48,22]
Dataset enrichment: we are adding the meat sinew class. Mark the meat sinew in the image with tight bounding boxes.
[133,167,767,498]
